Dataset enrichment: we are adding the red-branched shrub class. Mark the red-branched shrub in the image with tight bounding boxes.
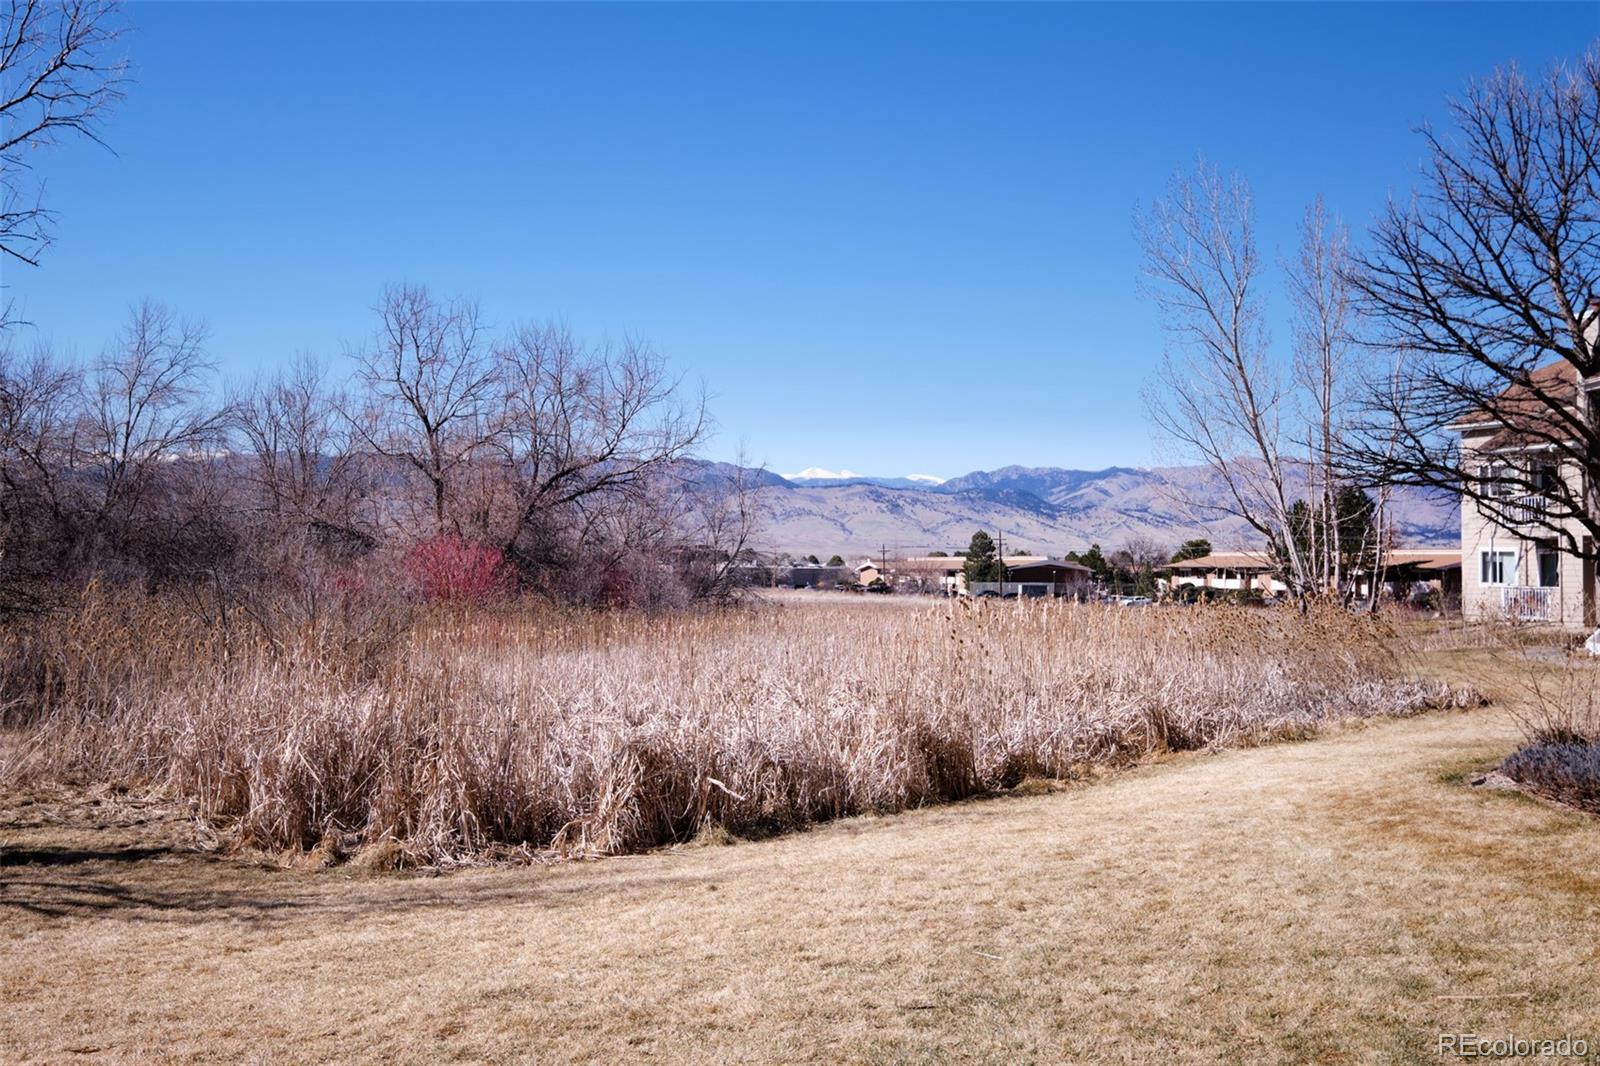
[404,535,513,604]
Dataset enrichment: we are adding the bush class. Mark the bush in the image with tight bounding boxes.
[1501,743,1600,814]
[404,535,513,604]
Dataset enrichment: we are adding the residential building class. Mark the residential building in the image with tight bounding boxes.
[966,559,1092,599]
[888,555,1089,597]
[1160,552,1288,596]
[1159,548,1461,605]
[1454,359,1599,627]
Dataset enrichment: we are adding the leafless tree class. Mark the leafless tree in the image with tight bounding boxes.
[0,340,76,608]
[0,0,125,284]
[1284,197,1376,597]
[234,354,366,545]
[71,301,227,562]
[676,453,765,604]
[0,341,73,515]
[1344,47,1600,568]
[490,322,706,577]
[1138,160,1314,596]
[350,284,499,538]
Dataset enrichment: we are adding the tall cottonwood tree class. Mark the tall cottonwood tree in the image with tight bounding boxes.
[1138,161,1315,597]
[1286,198,1368,596]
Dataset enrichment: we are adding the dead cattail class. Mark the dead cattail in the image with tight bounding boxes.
[0,592,1466,863]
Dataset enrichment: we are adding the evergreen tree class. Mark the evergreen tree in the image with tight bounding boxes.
[1170,538,1212,563]
[1278,486,1378,595]
[1078,543,1110,580]
[826,554,844,567]
[963,531,1002,583]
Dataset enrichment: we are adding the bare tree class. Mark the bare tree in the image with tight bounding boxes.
[1284,197,1372,598]
[0,340,77,608]
[0,341,73,516]
[491,322,706,577]
[350,284,498,537]
[1344,48,1600,568]
[234,354,365,544]
[1138,161,1314,596]
[71,302,226,561]
[0,0,125,277]
[676,453,764,604]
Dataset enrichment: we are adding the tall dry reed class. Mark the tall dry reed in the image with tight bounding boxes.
[1,590,1469,863]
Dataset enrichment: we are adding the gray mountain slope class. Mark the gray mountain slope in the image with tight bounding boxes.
[736,463,1458,556]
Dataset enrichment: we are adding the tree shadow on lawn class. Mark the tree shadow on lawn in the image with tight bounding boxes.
[0,843,721,927]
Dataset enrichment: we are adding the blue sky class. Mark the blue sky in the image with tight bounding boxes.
[5,2,1589,478]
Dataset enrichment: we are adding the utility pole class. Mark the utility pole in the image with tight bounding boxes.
[996,529,1004,595]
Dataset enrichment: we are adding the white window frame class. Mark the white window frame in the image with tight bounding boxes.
[1480,550,1516,585]
[1478,461,1518,500]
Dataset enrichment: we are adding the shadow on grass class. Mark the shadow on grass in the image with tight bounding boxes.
[0,845,719,926]
[0,845,177,867]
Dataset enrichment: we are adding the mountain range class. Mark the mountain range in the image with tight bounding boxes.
[721,463,1459,557]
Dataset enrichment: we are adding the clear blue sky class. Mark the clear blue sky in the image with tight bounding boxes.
[5,2,1589,478]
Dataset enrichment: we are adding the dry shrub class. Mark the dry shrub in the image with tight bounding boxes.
[1510,654,1600,746]
[1498,652,1600,814]
[1501,744,1600,814]
[1,595,1469,863]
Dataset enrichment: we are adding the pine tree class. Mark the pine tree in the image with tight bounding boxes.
[963,531,1002,583]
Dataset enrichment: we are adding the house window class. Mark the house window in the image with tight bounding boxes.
[1537,544,1561,588]
[1480,550,1516,585]
[1478,462,1516,499]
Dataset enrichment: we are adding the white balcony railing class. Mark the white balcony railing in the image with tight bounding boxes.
[1502,585,1553,621]
[1503,494,1549,526]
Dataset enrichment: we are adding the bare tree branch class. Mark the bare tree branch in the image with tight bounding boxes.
[0,0,126,269]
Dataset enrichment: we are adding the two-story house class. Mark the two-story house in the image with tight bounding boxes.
[1454,311,1599,628]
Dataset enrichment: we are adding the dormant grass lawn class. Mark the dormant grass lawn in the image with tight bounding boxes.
[2,643,1597,1063]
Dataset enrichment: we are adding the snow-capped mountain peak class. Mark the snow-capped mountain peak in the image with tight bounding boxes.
[782,467,947,485]
[782,467,863,481]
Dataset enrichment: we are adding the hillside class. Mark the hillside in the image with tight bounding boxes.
[744,463,1458,556]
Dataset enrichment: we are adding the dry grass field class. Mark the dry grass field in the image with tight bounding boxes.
[2,607,1598,1063]
[2,591,1464,862]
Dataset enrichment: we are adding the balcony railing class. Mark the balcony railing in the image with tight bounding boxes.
[1501,585,1553,622]
[1502,494,1549,526]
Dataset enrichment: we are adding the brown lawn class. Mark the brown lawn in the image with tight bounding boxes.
[2,652,1598,1064]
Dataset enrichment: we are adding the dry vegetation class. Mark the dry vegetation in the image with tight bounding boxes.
[2,591,1470,865]
[3,680,1597,1064]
